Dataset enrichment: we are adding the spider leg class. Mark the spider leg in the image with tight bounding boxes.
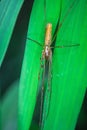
[27,37,43,47]
[51,44,80,49]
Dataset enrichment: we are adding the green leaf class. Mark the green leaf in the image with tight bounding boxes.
[0,0,24,66]
[44,0,87,130]
[1,80,19,130]
[19,0,61,129]
[18,0,87,130]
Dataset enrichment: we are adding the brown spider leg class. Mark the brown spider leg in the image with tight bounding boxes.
[52,0,79,43]
[27,37,43,47]
[38,52,46,129]
[46,50,52,118]
[41,50,52,130]
[50,43,80,49]
[38,49,45,80]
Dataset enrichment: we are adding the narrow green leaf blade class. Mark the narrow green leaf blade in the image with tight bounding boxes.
[44,0,87,130]
[18,0,61,130]
[0,0,24,66]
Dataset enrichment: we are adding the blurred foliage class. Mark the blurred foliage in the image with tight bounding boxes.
[0,0,33,96]
[1,80,19,130]
[0,0,33,130]
[0,0,24,66]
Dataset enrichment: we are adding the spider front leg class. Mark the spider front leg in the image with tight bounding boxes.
[40,49,52,130]
[38,49,45,80]
[38,51,46,128]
